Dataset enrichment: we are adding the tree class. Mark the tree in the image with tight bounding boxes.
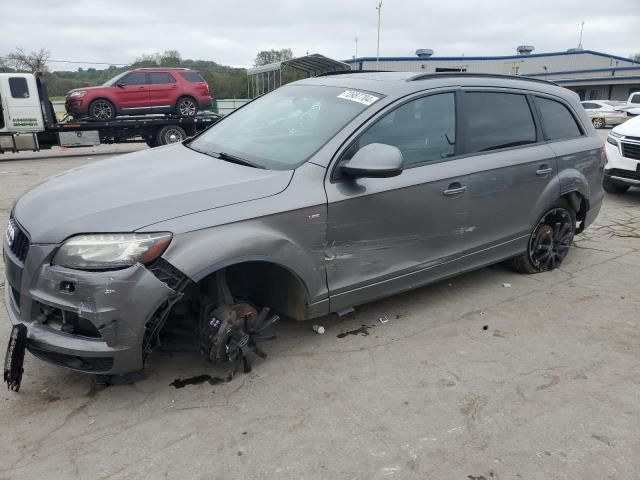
[5,47,50,72]
[254,48,293,67]
[160,50,182,66]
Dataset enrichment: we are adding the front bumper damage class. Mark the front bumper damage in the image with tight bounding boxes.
[4,239,179,376]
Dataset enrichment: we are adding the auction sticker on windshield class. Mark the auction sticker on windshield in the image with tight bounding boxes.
[337,90,380,106]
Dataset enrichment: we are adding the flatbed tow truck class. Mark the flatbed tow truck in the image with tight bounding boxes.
[0,72,222,154]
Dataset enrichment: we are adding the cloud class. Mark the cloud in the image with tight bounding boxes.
[1,0,638,70]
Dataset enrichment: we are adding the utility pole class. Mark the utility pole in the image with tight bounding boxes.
[354,37,358,59]
[578,21,585,50]
[376,1,382,67]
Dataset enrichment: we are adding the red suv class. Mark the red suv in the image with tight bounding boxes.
[65,68,212,120]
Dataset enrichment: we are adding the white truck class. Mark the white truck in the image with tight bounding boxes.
[0,72,221,154]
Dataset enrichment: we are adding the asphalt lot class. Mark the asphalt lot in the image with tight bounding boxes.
[1,132,640,480]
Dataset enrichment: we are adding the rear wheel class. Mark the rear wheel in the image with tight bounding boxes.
[507,199,576,274]
[156,125,186,145]
[592,117,605,129]
[603,177,630,194]
[88,99,116,120]
[176,97,197,117]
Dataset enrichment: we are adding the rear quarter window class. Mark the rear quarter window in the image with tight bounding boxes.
[180,71,206,83]
[535,96,583,141]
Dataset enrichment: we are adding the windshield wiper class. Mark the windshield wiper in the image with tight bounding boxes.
[213,151,265,169]
[186,144,265,169]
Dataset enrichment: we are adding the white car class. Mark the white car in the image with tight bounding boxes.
[581,100,629,129]
[603,115,640,193]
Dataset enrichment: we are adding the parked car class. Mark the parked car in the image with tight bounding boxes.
[4,72,604,382]
[580,100,628,129]
[65,68,212,120]
[603,114,640,193]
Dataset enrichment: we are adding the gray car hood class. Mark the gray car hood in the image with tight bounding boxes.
[14,144,293,243]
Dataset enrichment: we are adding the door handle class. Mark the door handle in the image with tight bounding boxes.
[536,166,553,177]
[443,183,467,197]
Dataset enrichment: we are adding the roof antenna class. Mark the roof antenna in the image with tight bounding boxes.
[577,21,585,50]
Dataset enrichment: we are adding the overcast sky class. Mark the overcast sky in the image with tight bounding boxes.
[1,0,638,70]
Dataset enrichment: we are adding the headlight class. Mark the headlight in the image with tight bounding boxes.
[68,90,87,98]
[52,233,172,270]
[606,135,618,146]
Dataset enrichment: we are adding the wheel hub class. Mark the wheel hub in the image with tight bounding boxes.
[529,208,573,271]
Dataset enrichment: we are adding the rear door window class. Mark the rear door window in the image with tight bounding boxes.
[120,72,147,85]
[534,96,582,141]
[581,102,599,109]
[461,92,537,153]
[9,77,29,98]
[149,72,176,84]
[180,71,206,83]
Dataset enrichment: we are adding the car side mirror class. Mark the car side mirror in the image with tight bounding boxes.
[341,143,403,179]
[116,82,125,88]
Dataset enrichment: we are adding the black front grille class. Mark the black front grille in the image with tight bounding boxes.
[606,168,640,181]
[8,219,30,263]
[621,141,640,161]
[625,135,640,142]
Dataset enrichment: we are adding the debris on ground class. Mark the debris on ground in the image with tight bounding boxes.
[482,325,489,331]
[312,324,325,334]
[169,374,231,389]
[378,314,389,324]
[503,283,512,288]
[336,325,374,338]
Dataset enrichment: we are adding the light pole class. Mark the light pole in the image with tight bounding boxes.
[355,37,358,59]
[376,1,382,67]
[578,21,585,50]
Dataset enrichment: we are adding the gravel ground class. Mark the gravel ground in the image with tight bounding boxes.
[1,132,640,480]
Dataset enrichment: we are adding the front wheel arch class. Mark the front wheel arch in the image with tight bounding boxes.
[195,259,312,321]
[88,98,117,119]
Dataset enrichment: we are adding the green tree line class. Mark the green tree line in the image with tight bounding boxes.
[1,49,250,99]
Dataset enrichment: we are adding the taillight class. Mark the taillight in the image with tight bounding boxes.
[600,146,607,166]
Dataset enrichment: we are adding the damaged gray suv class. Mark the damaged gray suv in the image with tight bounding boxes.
[4,72,604,382]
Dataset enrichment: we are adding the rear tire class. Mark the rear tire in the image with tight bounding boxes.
[156,125,187,145]
[603,177,630,194]
[88,99,116,120]
[507,198,576,274]
[592,117,605,129]
[176,97,197,117]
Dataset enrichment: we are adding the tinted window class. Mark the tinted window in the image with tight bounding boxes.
[149,72,176,84]
[581,102,599,109]
[630,93,640,104]
[9,77,29,98]
[347,93,456,168]
[462,92,536,153]
[535,96,582,141]
[120,73,147,85]
[180,71,205,83]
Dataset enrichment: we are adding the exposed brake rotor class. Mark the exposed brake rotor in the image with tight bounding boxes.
[199,300,279,377]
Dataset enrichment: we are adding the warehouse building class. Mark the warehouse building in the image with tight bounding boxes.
[345,48,640,101]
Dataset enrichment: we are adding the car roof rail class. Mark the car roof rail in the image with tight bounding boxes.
[135,67,191,70]
[407,72,557,86]
[317,70,390,76]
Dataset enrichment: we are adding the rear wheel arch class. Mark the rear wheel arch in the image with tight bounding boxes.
[175,96,198,116]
